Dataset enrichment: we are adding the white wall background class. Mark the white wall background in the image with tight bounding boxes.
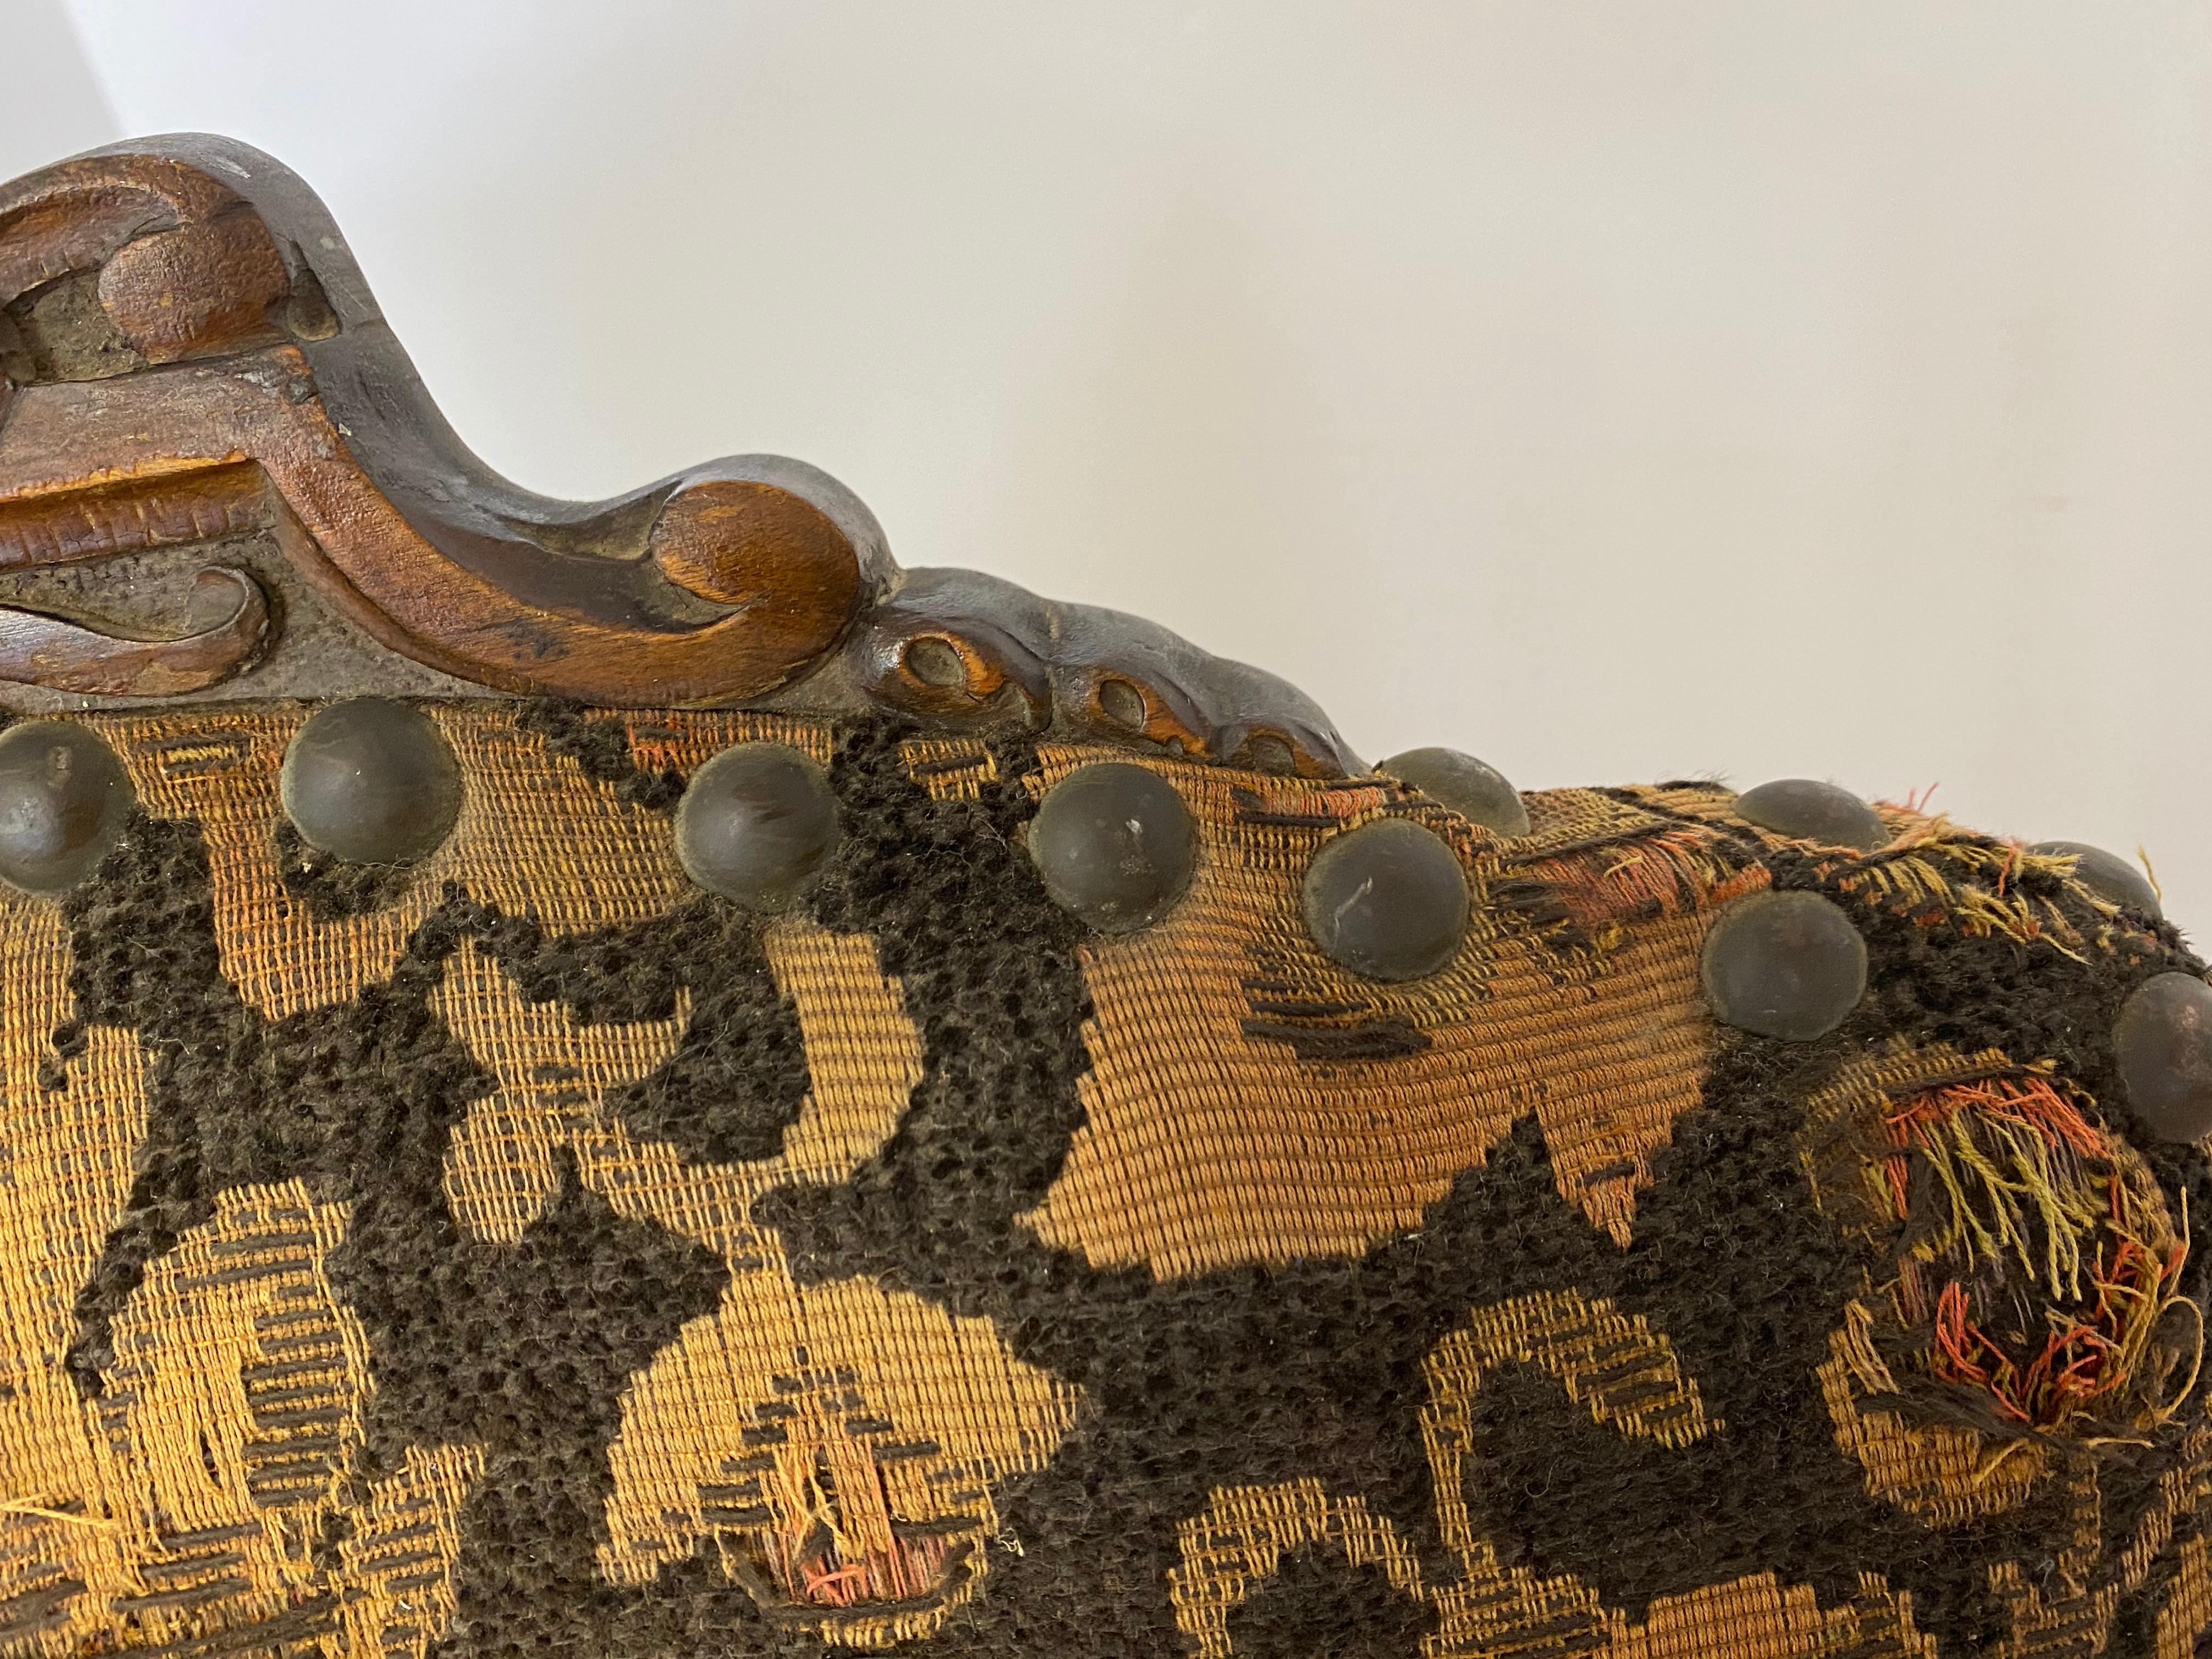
[9,2,2212,922]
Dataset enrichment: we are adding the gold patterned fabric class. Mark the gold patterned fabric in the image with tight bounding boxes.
[1,702,2208,1658]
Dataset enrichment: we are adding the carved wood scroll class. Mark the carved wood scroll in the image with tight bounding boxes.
[0,137,1359,772]
[0,565,267,696]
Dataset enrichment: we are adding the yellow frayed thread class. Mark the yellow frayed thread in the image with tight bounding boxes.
[0,1498,120,1532]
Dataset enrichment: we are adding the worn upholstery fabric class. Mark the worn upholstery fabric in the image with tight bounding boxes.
[3,702,2209,1658]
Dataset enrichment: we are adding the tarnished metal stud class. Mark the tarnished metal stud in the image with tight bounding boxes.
[902,636,968,689]
[1097,678,1149,732]
[281,698,463,866]
[675,743,841,909]
[1735,779,1887,853]
[1378,747,1530,837]
[1237,734,1299,776]
[1700,889,1867,1041]
[1030,762,1197,933]
[1302,817,1469,982]
[2030,840,2161,918]
[0,720,134,894]
[2116,973,2212,1143]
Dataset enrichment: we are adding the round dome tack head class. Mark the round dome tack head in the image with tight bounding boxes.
[280,698,463,866]
[2030,840,2162,918]
[1236,733,1299,775]
[1097,678,1149,732]
[0,720,134,895]
[1302,816,1470,983]
[1377,747,1530,837]
[2115,972,2212,1143]
[675,742,841,909]
[902,635,968,688]
[1029,761,1197,933]
[1735,779,1888,853]
[1699,889,1868,1042]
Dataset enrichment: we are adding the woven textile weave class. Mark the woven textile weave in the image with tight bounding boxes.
[3,134,2211,1659]
[2,704,2208,1657]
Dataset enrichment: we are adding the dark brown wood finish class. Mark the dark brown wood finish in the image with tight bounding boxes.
[0,143,885,708]
[851,567,1358,774]
[0,564,267,695]
[0,136,1362,772]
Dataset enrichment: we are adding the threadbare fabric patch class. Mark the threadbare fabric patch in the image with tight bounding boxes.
[3,704,2212,1656]
[1022,756,1764,1268]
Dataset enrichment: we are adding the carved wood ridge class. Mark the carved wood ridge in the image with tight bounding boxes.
[0,137,1359,774]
